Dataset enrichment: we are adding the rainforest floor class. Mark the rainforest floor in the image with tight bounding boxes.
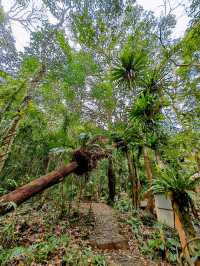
[0,195,179,266]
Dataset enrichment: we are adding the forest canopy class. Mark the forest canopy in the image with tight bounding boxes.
[0,0,200,265]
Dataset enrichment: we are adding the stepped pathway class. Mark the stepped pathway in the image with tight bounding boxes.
[80,202,156,266]
[88,203,128,250]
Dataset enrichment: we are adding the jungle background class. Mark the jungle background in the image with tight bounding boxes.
[0,0,200,265]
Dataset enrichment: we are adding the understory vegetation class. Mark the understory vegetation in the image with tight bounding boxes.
[0,0,200,265]
[0,200,106,265]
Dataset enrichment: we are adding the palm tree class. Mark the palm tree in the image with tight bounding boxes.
[111,49,146,90]
[110,131,140,208]
[111,46,170,213]
[128,83,165,212]
[152,168,200,259]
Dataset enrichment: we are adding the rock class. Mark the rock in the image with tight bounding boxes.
[82,203,129,250]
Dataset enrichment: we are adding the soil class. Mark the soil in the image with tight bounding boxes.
[79,202,160,265]
[0,200,173,265]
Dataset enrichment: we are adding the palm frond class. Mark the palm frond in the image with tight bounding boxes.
[111,49,147,89]
[152,168,200,202]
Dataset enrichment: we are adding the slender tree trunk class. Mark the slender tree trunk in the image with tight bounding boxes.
[195,152,200,172]
[126,151,138,208]
[172,199,198,264]
[0,66,46,175]
[0,162,78,215]
[132,157,140,208]
[108,158,116,203]
[143,146,153,181]
[174,203,200,265]
[172,200,191,260]
[155,150,165,169]
[0,115,21,173]
[143,146,154,213]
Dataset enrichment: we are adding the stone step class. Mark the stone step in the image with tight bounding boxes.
[87,203,129,250]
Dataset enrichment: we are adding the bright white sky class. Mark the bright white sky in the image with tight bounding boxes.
[2,0,190,51]
[138,0,189,37]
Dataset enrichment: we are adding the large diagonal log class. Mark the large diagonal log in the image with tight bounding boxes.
[0,162,78,215]
[0,148,107,215]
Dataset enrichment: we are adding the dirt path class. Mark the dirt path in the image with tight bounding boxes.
[88,203,128,250]
[80,202,157,266]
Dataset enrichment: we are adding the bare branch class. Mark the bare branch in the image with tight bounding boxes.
[5,0,44,32]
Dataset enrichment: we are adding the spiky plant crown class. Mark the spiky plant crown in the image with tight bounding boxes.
[111,49,146,89]
[152,168,200,208]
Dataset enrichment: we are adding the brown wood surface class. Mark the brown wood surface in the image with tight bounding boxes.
[0,162,78,215]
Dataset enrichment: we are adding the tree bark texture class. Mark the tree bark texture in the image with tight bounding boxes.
[0,65,46,175]
[172,199,199,264]
[143,146,155,213]
[0,162,78,215]
[0,147,107,215]
[195,152,200,172]
[126,151,138,208]
[172,200,191,260]
[108,158,116,203]
[155,150,165,169]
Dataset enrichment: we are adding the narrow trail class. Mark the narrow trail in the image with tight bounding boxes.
[80,202,157,266]
[89,203,128,250]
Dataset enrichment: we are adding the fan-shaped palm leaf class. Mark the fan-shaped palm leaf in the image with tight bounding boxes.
[152,168,200,206]
[111,49,147,89]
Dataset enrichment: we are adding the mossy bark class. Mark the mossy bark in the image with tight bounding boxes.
[0,66,46,175]
[195,152,200,172]
[126,151,138,208]
[143,146,154,213]
[108,158,116,203]
[172,197,199,263]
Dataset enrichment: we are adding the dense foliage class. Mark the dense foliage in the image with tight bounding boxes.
[0,0,200,264]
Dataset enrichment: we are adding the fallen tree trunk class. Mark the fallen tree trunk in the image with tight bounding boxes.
[0,162,78,215]
[0,147,107,215]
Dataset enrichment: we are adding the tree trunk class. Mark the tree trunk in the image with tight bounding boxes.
[0,146,107,216]
[0,66,46,175]
[0,115,21,173]
[195,152,200,172]
[172,199,198,264]
[155,150,165,169]
[133,157,140,208]
[108,158,116,203]
[0,162,78,215]
[126,151,138,208]
[172,200,191,260]
[143,146,154,214]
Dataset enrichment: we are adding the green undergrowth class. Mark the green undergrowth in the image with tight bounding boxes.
[0,242,106,266]
[0,200,107,266]
[115,196,181,264]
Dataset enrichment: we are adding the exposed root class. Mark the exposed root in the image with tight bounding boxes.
[72,146,108,175]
